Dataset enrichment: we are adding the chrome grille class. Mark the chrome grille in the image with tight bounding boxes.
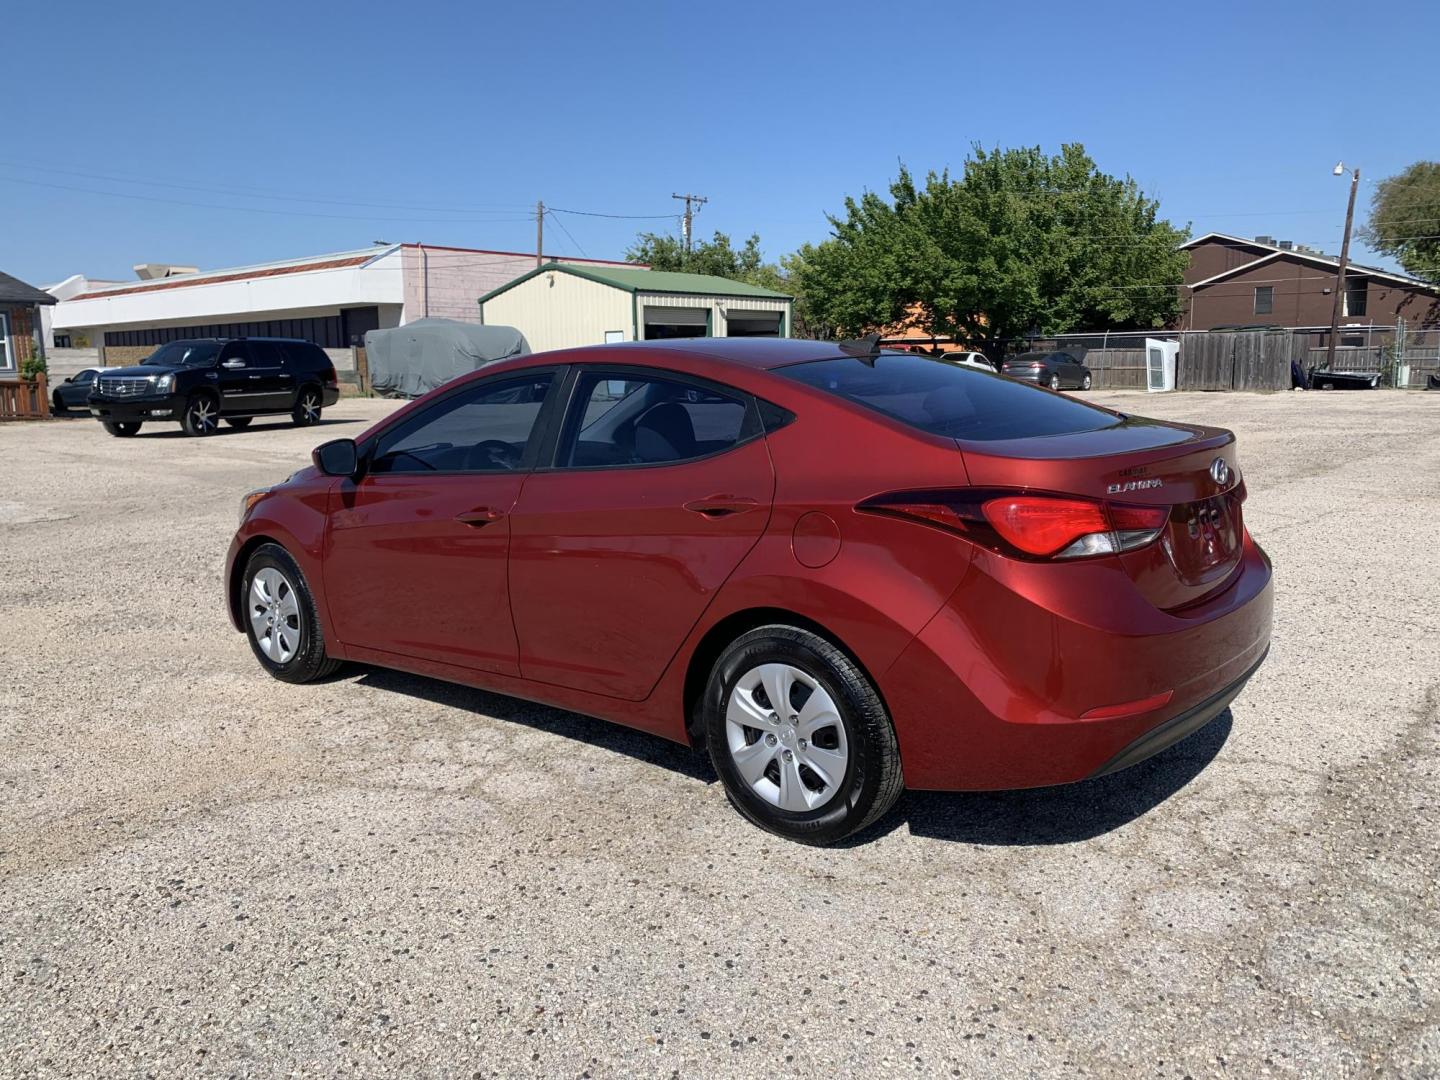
[98,376,153,397]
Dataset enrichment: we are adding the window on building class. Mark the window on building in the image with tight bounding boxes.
[0,312,12,371]
[1343,279,1367,317]
[1253,286,1274,315]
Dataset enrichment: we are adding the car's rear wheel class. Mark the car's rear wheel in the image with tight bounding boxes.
[224,416,253,429]
[181,394,218,436]
[102,421,141,437]
[1081,374,1092,390]
[703,625,903,845]
[292,387,322,426]
[1048,373,1062,391]
[241,543,343,684]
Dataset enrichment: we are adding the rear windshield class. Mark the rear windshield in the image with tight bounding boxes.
[778,353,1119,441]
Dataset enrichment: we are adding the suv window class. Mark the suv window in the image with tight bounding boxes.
[281,341,327,371]
[779,353,1119,442]
[370,373,553,474]
[248,341,286,369]
[560,371,751,467]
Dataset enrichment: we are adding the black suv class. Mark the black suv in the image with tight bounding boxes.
[87,338,340,437]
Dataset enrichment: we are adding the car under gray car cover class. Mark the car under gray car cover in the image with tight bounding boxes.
[363,319,530,398]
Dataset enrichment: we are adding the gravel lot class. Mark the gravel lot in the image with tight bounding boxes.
[2,391,1437,1078]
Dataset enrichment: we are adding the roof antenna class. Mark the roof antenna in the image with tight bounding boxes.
[837,333,882,365]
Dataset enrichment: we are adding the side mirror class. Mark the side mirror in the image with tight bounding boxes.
[64,375,76,383]
[221,357,246,369]
[313,438,359,478]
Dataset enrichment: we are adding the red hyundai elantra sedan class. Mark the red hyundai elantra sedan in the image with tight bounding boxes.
[226,338,1272,844]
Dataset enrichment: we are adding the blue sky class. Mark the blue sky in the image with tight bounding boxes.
[8,0,1436,284]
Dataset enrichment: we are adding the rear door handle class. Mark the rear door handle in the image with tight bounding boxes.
[683,495,762,518]
[455,507,506,526]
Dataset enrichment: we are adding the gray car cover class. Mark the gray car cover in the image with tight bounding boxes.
[364,319,530,398]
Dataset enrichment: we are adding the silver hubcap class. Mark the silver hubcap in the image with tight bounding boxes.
[190,399,216,432]
[301,394,319,422]
[249,567,301,664]
[725,663,849,812]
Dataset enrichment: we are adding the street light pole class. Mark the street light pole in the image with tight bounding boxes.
[1323,163,1360,374]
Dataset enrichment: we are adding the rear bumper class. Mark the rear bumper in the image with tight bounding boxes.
[882,531,1273,790]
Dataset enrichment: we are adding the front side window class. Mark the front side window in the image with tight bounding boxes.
[1253,286,1274,315]
[560,371,752,467]
[780,352,1119,442]
[370,373,553,474]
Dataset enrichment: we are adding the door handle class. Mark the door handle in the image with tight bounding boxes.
[249,374,262,379]
[454,507,506,526]
[683,495,761,518]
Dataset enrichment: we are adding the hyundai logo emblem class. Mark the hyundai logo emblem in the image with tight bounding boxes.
[1210,458,1230,486]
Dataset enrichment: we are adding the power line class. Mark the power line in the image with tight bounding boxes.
[545,210,589,258]
[547,206,680,220]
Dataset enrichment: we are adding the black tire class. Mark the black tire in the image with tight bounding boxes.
[1048,373,1062,391]
[102,421,141,437]
[1081,374,1092,390]
[52,393,67,414]
[702,625,903,846]
[292,386,322,426]
[181,393,219,436]
[224,416,253,429]
[240,543,343,684]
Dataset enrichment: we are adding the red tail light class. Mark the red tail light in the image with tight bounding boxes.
[322,363,338,386]
[857,489,1170,561]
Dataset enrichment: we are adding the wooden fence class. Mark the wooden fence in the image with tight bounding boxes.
[1079,348,1147,389]
[1175,331,1295,391]
[0,373,50,420]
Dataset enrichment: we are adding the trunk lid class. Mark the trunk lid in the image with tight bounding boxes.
[957,416,1246,610]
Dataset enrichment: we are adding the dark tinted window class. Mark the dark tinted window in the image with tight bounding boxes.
[779,353,1119,442]
[281,341,327,370]
[76,369,97,383]
[371,374,552,474]
[248,341,286,368]
[561,371,751,467]
[143,341,222,367]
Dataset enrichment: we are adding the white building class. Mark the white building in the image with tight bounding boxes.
[51,244,637,369]
[478,264,793,353]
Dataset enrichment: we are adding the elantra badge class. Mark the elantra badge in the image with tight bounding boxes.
[1107,477,1164,494]
[1210,458,1230,486]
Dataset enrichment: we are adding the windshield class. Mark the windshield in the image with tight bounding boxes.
[142,342,221,368]
[779,352,1120,442]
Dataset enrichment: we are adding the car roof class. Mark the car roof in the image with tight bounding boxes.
[155,336,316,344]
[568,337,864,371]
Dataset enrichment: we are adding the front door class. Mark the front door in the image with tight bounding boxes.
[508,368,774,700]
[216,341,262,408]
[322,370,558,675]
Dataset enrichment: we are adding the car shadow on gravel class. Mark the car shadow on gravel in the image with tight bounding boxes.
[353,667,718,783]
[850,710,1234,847]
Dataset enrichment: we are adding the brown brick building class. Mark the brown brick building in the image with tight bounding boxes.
[1181,233,1440,333]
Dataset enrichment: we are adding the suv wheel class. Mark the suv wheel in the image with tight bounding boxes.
[102,421,141,437]
[702,625,904,846]
[242,543,343,684]
[292,387,322,426]
[182,394,219,436]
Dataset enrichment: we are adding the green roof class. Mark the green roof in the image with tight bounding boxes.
[478,262,791,305]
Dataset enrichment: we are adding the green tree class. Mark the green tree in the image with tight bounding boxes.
[626,230,767,280]
[1364,162,1440,284]
[792,144,1190,351]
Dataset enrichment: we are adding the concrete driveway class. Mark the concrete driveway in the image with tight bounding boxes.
[1,391,1436,1077]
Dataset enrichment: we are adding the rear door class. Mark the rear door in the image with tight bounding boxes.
[507,366,775,700]
[245,341,292,410]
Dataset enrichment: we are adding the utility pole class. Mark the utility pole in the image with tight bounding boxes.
[1323,164,1360,374]
[672,192,708,255]
[535,200,545,268]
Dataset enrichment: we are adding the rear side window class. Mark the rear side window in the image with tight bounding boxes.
[560,371,753,467]
[249,341,286,368]
[779,353,1119,442]
[281,341,327,370]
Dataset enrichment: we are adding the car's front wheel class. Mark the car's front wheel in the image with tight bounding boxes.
[181,394,219,436]
[292,387,322,426]
[241,543,342,684]
[52,392,67,413]
[702,625,903,845]
[102,421,141,437]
